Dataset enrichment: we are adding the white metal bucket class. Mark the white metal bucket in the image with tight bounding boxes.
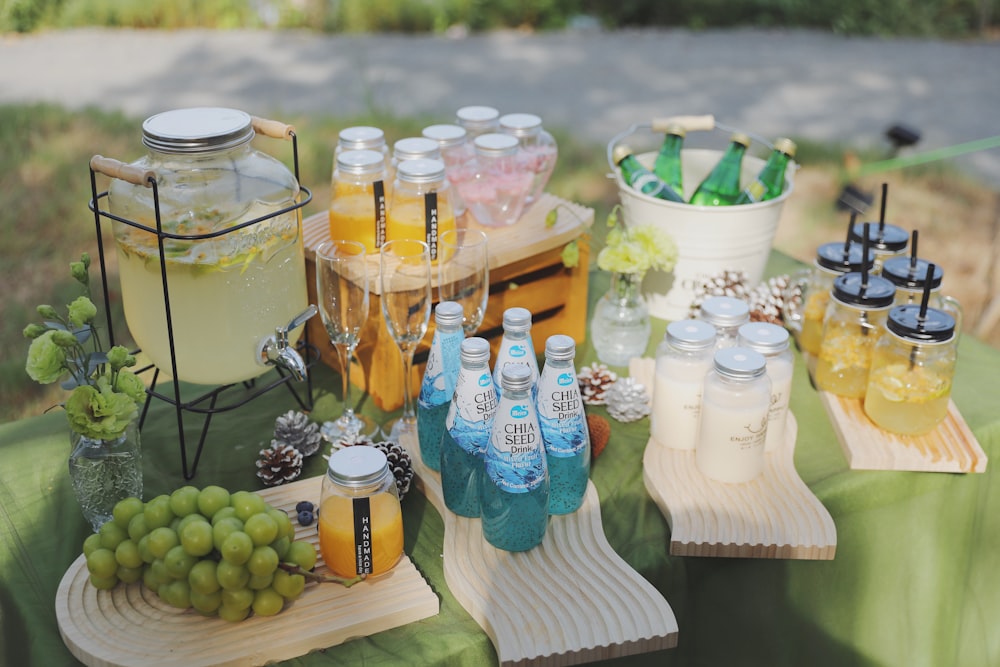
[608,120,794,321]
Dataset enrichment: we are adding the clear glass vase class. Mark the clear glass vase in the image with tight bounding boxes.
[590,271,651,367]
[68,420,143,531]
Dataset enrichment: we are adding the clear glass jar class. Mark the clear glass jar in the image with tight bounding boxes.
[329,149,387,254]
[696,347,771,483]
[456,105,500,139]
[385,158,456,261]
[422,124,471,217]
[737,322,793,452]
[850,220,909,273]
[334,125,389,165]
[814,272,896,398]
[318,445,403,578]
[107,107,308,386]
[783,240,873,356]
[457,133,533,227]
[590,271,651,367]
[498,112,557,206]
[881,256,963,335]
[864,305,957,435]
[388,136,441,194]
[698,296,750,348]
[651,319,717,450]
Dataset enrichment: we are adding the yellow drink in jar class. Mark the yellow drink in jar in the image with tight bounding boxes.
[318,492,403,578]
[330,191,382,254]
[798,290,830,356]
[814,319,882,399]
[386,200,457,258]
[864,361,951,435]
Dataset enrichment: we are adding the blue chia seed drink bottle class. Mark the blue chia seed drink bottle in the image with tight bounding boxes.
[417,301,464,471]
[481,363,549,551]
[492,307,538,400]
[440,337,498,517]
[536,334,590,514]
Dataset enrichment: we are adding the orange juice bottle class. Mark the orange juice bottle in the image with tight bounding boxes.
[386,158,456,263]
[329,149,388,254]
[318,445,403,578]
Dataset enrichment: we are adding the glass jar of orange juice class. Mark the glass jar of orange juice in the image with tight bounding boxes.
[863,303,957,435]
[814,272,895,399]
[319,445,403,578]
[329,149,388,254]
[386,158,456,262]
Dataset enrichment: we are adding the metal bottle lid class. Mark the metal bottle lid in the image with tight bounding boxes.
[338,126,386,152]
[881,256,944,291]
[816,241,874,273]
[887,304,956,342]
[434,300,464,327]
[699,296,750,328]
[729,132,752,148]
[460,337,491,365]
[737,322,790,355]
[502,307,532,333]
[422,124,467,149]
[456,105,500,129]
[831,272,896,308]
[773,137,797,158]
[713,347,767,379]
[544,334,576,361]
[396,158,447,184]
[498,113,543,138]
[611,144,636,166]
[500,363,534,393]
[663,123,687,139]
[142,107,254,153]
[665,320,717,351]
[850,221,909,253]
[335,149,386,176]
[473,133,519,157]
[326,445,392,489]
[393,137,441,162]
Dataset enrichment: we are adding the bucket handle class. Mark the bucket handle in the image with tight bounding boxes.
[606,115,776,172]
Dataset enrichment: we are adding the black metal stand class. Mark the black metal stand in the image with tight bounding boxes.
[88,131,316,480]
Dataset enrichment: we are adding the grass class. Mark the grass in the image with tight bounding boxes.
[3,103,997,425]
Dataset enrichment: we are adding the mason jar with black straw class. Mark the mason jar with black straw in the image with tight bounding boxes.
[849,183,909,273]
[880,230,964,336]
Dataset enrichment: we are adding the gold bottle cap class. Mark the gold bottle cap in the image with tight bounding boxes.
[774,137,797,157]
[730,132,751,148]
[612,144,635,165]
[664,123,687,138]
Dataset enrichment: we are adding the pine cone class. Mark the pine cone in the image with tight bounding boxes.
[256,441,304,487]
[586,414,611,459]
[688,269,751,317]
[273,410,323,457]
[578,362,618,406]
[749,274,791,325]
[604,377,651,423]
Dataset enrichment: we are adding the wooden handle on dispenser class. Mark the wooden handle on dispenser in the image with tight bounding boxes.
[89,155,155,187]
[651,114,716,133]
[252,116,296,140]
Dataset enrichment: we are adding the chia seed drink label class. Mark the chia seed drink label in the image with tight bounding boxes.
[484,397,546,493]
[492,336,538,398]
[418,326,463,409]
[446,370,497,456]
[537,369,588,457]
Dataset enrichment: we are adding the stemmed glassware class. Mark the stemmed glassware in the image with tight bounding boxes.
[315,240,376,443]
[379,239,432,441]
[438,228,490,334]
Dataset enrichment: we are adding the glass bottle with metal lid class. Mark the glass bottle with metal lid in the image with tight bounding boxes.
[106,107,312,386]
[458,133,533,227]
[849,183,909,272]
[814,242,897,399]
[455,105,500,139]
[388,137,442,194]
[498,112,557,207]
[385,157,457,261]
[880,230,963,335]
[698,295,750,348]
[318,445,403,578]
[737,322,793,452]
[335,125,389,164]
[651,319,717,450]
[863,279,957,436]
[329,149,388,254]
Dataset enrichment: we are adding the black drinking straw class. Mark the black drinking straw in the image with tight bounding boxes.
[878,182,889,239]
[860,223,871,335]
[843,211,858,260]
[909,263,937,369]
[908,229,920,276]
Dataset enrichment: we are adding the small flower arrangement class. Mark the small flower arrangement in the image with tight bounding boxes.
[23,254,146,440]
[596,205,678,276]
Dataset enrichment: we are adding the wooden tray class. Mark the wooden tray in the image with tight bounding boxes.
[804,354,988,473]
[400,431,678,666]
[55,476,439,667]
[631,358,837,560]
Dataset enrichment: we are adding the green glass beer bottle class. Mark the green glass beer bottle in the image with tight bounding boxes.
[613,144,684,203]
[688,132,751,207]
[734,137,796,204]
[652,124,685,194]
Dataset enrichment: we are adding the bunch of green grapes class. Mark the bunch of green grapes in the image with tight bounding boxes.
[81,485,318,622]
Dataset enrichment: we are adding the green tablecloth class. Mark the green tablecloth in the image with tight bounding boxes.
[2,255,998,667]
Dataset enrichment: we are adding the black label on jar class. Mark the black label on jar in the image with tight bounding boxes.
[424,191,438,261]
[352,496,373,575]
[374,180,386,249]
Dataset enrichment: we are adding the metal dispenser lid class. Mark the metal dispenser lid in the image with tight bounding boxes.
[832,272,896,308]
[142,107,253,153]
[881,256,944,290]
[665,320,717,351]
[713,347,767,379]
[887,304,956,342]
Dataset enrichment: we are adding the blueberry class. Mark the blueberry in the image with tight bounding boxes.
[297,509,314,526]
[295,500,314,513]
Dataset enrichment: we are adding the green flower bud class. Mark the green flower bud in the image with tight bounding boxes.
[106,346,135,370]
[81,252,91,269]
[70,261,89,286]
[51,330,79,348]
[65,382,138,440]
[67,296,98,328]
[23,323,48,339]
[114,369,147,406]
[25,330,67,384]
[36,305,59,320]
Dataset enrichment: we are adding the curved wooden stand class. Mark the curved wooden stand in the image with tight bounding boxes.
[400,431,678,666]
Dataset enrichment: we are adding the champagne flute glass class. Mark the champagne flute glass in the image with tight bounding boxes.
[438,228,490,334]
[315,240,377,443]
[380,239,432,441]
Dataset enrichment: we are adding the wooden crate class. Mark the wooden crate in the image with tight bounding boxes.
[303,193,593,411]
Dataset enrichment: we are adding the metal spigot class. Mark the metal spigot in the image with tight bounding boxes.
[258,305,317,381]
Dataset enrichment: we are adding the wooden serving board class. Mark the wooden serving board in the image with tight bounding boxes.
[803,354,988,473]
[631,357,837,560]
[399,431,678,666]
[55,476,440,667]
